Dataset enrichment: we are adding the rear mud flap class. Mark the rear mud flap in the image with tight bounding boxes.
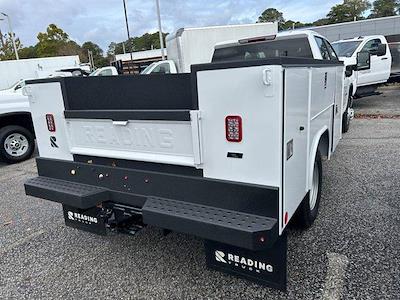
[204,233,287,290]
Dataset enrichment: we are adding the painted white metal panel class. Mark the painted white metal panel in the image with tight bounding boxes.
[197,65,283,187]
[25,82,73,161]
[310,67,337,120]
[66,119,197,167]
[332,66,344,152]
[283,68,310,226]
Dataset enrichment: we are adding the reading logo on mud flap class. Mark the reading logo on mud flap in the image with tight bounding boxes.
[67,211,98,225]
[214,250,274,273]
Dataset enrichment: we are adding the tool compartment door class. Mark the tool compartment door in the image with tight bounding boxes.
[282,68,310,228]
[196,65,283,187]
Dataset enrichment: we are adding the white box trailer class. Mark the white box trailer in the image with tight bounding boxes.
[142,22,277,74]
[0,55,80,90]
[24,32,347,290]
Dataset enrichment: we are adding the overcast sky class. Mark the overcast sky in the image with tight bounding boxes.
[0,0,342,51]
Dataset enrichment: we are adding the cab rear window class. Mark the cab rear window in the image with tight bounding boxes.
[212,37,313,63]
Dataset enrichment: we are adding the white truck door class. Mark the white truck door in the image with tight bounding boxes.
[358,38,391,85]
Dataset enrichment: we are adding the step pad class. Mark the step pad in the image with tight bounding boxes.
[143,197,278,250]
[25,176,109,209]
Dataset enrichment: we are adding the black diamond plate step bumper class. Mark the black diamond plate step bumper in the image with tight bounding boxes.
[143,197,278,250]
[25,176,109,209]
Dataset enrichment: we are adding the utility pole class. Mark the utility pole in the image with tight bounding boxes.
[0,29,5,51]
[155,0,166,60]
[122,0,134,73]
[0,13,19,60]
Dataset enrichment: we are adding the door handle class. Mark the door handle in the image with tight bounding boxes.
[262,69,272,85]
[112,121,128,126]
[381,57,388,60]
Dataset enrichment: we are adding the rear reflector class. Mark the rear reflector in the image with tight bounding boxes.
[46,114,56,132]
[225,116,242,142]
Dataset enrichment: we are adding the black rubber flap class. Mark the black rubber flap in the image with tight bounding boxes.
[25,176,109,209]
[143,197,278,250]
[204,233,287,290]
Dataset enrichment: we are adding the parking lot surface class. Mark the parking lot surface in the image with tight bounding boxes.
[354,84,400,117]
[0,117,399,300]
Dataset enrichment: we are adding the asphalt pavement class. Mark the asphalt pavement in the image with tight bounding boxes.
[354,84,400,117]
[0,117,399,299]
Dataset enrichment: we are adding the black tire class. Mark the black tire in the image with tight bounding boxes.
[294,150,322,229]
[342,90,353,133]
[0,125,35,164]
[342,106,350,133]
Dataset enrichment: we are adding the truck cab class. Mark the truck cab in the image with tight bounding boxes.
[332,35,392,97]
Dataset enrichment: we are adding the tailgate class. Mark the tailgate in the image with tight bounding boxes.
[65,110,202,167]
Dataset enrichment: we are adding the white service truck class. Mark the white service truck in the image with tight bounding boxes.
[24,30,364,289]
[141,22,277,74]
[332,35,392,98]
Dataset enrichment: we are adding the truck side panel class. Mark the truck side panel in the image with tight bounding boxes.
[26,82,73,161]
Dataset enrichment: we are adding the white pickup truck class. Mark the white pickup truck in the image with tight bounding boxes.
[0,80,36,163]
[0,67,118,164]
[25,30,360,289]
[332,35,392,98]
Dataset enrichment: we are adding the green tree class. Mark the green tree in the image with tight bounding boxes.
[18,46,38,59]
[108,31,167,58]
[327,0,371,23]
[281,20,310,30]
[369,0,400,17]
[257,8,285,29]
[82,41,108,67]
[0,31,22,60]
[312,18,331,26]
[36,24,70,57]
[57,40,83,57]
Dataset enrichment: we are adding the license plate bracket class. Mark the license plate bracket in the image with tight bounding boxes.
[63,205,106,235]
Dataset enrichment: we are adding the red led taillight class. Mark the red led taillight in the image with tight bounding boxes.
[225,116,242,142]
[46,114,56,132]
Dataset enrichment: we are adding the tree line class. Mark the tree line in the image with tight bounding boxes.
[0,0,399,66]
[258,0,400,30]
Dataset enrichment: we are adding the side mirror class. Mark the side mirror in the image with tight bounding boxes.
[376,44,386,56]
[356,51,371,71]
[345,65,355,77]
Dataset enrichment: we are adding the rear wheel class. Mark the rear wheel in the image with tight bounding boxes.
[342,106,350,133]
[342,91,352,133]
[0,125,35,164]
[295,150,322,229]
